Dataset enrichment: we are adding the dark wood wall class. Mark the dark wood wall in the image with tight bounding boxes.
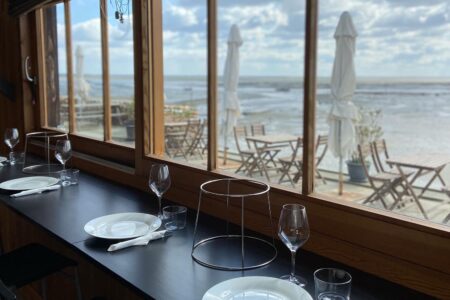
[0,1,22,154]
[0,2,36,155]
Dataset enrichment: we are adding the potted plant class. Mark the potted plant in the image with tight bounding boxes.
[123,101,135,141]
[346,107,383,182]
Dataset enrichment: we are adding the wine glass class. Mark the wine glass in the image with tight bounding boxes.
[4,128,19,165]
[55,139,72,186]
[149,164,171,219]
[278,203,310,286]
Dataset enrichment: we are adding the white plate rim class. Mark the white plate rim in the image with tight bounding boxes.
[83,212,162,240]
[0,176,59,191]
[202,276,313,300]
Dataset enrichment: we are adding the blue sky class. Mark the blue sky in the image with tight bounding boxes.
[56,0,450,77]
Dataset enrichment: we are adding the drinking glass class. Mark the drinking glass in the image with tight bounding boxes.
[278,203,310,286]
[314,268,352,300]
[148,164,171,219]
[55,139,72,186]
[4,128,19,165]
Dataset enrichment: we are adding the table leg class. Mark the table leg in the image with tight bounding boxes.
[396,165,428,219]
[416,166,445,200]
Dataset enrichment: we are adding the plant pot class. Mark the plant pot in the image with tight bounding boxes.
[346,160,370,183]
[125,121,135,141]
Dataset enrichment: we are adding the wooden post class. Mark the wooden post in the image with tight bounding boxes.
[150,0,164,156]
[100,0,112,141]
[64,0,76,133]
[302,0,318,195]
[207,0,217,171]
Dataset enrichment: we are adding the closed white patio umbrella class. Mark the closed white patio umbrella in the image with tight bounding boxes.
[75,45,90,104]
[222,24,243,164]
[327,11,359,195]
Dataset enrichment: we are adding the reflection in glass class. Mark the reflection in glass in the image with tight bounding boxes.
[314,1,450,226]
[217,1,306,187]
[162,0,208,168]
[71,0,104,139]
[108,0,135,146]
[43,3,68,131]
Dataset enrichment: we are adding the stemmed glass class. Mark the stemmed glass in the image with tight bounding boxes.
[278,203,310,286]
[148,164,171,219]
[4,128,19,165]
[55,139,72,186]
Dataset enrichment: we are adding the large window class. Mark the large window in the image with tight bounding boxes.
[41,0,135,146]
[161,0,208,167]
[42,3,68,130]
[217,1,306,189]
[314,0,450,226]
[107,0,135,145]
[31,0,450,296]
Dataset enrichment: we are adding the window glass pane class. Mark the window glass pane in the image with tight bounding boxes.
[108,0,135,146]
[43,3,68,131]
[315,1,450,225]
[162,0,207,168]
[217,1,305,188]
[71,0,104,139]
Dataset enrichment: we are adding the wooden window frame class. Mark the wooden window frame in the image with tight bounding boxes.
[138,0,450,297]
[29,0,450,298]
[35,0,134,165]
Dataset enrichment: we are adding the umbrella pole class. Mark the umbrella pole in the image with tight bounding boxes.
[223,111,230,165]
[338,120,343,195]
[339,156,343,196]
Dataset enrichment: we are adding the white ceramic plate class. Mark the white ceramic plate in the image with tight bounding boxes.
[84,212,162,240]
[0,176,59,191]
[203,276,312,300]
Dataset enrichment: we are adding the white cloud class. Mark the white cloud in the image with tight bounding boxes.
[59,0,450,76]
[165,4,199,27]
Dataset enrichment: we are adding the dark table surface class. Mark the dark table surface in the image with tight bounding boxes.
[0,163,434,300]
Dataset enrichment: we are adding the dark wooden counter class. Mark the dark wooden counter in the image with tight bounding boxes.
[0,164,434,300]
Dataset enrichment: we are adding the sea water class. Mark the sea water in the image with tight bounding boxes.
[60,75,450,187]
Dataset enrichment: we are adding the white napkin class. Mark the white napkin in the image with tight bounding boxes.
[107,230,168,252]
[10,185,61,198]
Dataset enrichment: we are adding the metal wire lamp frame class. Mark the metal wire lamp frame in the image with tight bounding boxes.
[191,178,277,271]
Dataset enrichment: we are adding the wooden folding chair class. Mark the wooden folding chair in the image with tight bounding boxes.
[358,144,404,209]
[250,123,266,136]
[165,123,189,159]
[249,123,282,169]
[371,139,413,205]
[315,135,328,184]
[278,137,303,186]
[185,119,205,159]
[233,125,260,176]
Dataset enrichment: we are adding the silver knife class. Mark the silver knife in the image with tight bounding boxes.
[10,185,61,198]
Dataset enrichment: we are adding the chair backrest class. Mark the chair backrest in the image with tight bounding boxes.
[371,139,390,172]
[289,137,303,162]
[315,134,328,166]
[357,143,376,180]
[188,119,205,151]
[251,124,265,136]
[233,125,250,152]
[186,119,201,135]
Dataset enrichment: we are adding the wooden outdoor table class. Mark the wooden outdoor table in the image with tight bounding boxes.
[246,134,299,182]
[246,134,299,147]
[386,154,450,219]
